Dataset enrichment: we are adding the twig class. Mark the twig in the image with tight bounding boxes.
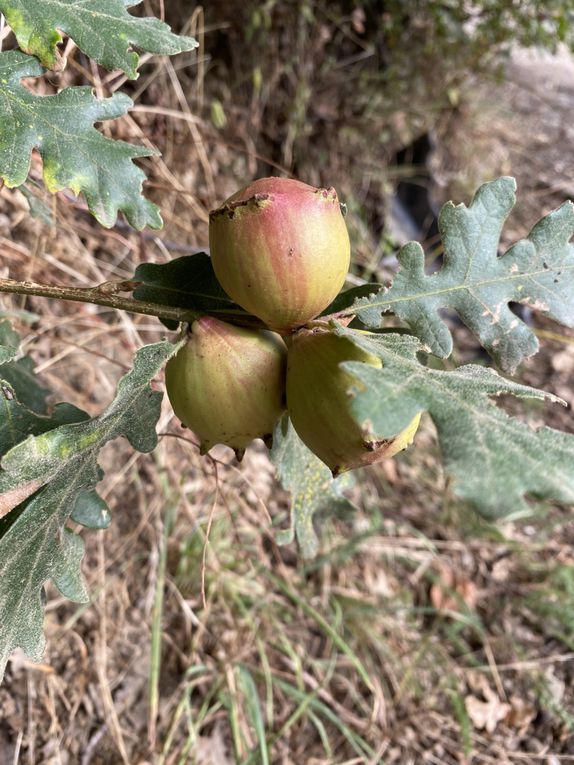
[0,277,201,324]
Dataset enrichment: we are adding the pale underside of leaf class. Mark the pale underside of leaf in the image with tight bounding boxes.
[0,339,182,680]
[271,415,354,559]
[336,327,574,519]
[352,177,574,373]
[0,0,198,78]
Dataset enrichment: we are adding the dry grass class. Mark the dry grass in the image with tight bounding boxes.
[1,3,574,764]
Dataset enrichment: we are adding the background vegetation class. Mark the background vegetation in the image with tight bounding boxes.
[1,1,573,762]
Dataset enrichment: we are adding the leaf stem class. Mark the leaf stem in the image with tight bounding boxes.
[0,277,201,324]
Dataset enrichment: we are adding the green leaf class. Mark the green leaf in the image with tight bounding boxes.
[133,253,245,320]
[0,320,19,364]
[0,320,52,414]
[271,415,355,559]
[321,284,382,317]
[0,0,198,78]
[0,339,181,680]
[19,184,54,225]
[0,50,162,230]
[336,327,574,519]
[0,381,87,458]
[0,308,40,324]
[0,321,88,461]
[352,178,574,373]
[70,489,111,530]
[0,357,51,415]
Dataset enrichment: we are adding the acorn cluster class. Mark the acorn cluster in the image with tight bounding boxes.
[166,177,419,475]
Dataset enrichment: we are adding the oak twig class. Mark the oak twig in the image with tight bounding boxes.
[0,277,201,324]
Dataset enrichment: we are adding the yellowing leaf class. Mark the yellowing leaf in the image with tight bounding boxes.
[0,50,162,229]
[0,0,197,78]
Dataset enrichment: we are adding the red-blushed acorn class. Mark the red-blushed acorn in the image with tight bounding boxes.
[209,177,351,332]
[165,317,287,459]
[286,329,421,475]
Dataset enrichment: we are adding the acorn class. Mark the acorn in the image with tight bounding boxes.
[286,329,420,475]
[166,317,287,459]
[209,177,351,333]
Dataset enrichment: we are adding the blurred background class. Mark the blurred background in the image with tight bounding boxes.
[1,1,574,763]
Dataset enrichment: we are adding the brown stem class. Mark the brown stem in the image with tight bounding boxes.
[0,277,202,324]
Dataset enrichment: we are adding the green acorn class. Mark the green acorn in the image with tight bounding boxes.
[209,177,351,333]
[166,317,287,459]
[286,329,420,475]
